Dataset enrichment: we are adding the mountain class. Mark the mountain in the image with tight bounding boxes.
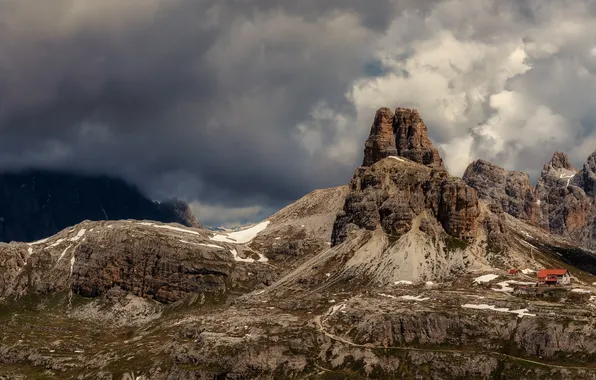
[463,150,596,251]
[1,108,596,379]
[0,170,199,243]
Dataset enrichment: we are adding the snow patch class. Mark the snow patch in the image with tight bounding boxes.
[492,280,535,293]
[521,269,535,274]
[571,288,592,294]
[256,252,269,263]
[137,222,201,235]
[400,295,430,301]
[394,280,413,285]
[28,238,49,245]
[47,239,65,249]
[474,274,499,283]
[210,221,270,244]
[275,237,281,240]
[198,242,225,249]
[388,156,405,162]
[536,199,541,206]
[27,247,33,255]
[230,249,255,263]
[69,229,86,242]
[462,303,536,317]
[326,303,346,319]
[57,245,73,262]
[379,293,429,301]
[70,255,76,275]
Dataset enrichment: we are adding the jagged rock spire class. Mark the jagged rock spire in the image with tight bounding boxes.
[362,107,398,166]
[362,106,445,169]
[581,150,596,197]
[545,151,575,171]
[394,107,445,169]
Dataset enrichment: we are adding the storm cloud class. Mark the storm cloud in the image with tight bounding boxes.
[1,0,596,225]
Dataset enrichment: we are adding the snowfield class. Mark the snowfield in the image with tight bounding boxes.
[210,221,270,244]
[474,274,499,283]
[462,304,535,317]
[70,229,86,242]
[492,280,535,293]
[138,222,202,236]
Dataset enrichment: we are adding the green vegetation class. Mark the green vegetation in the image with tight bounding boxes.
[443,234,469,254]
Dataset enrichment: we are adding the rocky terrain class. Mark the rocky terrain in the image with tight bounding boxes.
[1,107,596,379]
[0,170,199,243]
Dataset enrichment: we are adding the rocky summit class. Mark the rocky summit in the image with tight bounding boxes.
[463,150,596,251]
[463,159,537,222]
[1,107,596,379]
[363,107,444,169]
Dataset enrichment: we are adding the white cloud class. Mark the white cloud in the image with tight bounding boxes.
[308,0,596,178]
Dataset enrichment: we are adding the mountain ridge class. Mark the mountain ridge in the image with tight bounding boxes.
[0,169,199,243]
[1,106,596,379]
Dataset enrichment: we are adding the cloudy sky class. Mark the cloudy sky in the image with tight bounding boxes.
[1,0,596,226]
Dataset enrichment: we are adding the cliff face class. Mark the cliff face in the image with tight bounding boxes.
[362,107,398,166]
[362,107,444,169]
[336,107,477,246]
[0,170,199,243]
[463,151,596,250]
[0,220,272,303]
[463,159,537,222]
[332,157,479,246]
[393,107,445,169]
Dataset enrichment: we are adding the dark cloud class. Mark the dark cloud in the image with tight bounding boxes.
[0,0,595,225]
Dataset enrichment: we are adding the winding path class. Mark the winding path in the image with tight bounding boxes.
[313,315,595,371]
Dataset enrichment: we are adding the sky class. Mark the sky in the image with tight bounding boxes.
[1,0,596,226]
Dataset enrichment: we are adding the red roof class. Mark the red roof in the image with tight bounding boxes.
[537,269,568,278]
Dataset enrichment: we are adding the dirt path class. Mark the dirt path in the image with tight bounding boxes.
[313,315,595,371]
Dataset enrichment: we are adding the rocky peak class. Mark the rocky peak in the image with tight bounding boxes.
[333,157,479,246]
[535,151,593,247]
[581,150,596,197]
[545,151,575,171]
[362,106,444,169]
[362,107,398,166]
[463,159,537,222]
[394,107,445,169]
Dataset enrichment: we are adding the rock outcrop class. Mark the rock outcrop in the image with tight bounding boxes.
[0,220,272,303]
[362,107,444,169]
[394,107,445,169]
[249,185,349,269]
[339,107,475,246]
[0,170,199,243]
[362,107,398,166]
[332,157,479,246]
[581,151,596,196]
[463,159,537,222]
[535,152,594,246]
